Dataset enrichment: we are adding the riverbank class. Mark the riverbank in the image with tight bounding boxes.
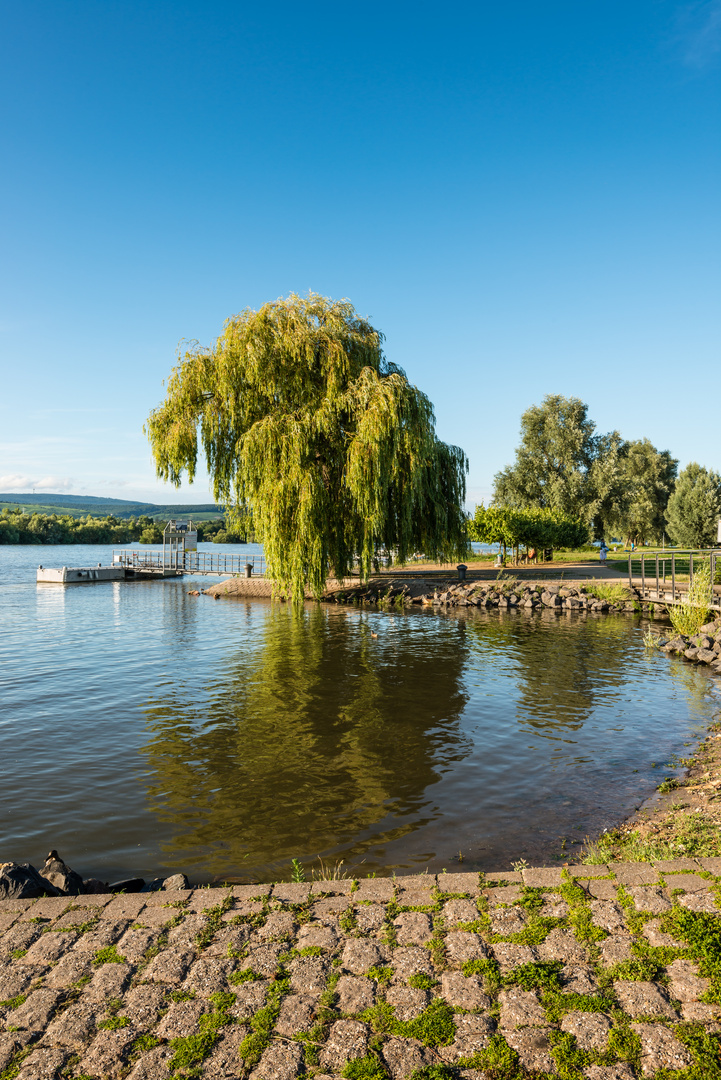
[585,721,721,866]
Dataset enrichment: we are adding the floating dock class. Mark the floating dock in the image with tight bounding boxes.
[36,564,182,583]
[36,518,266,584]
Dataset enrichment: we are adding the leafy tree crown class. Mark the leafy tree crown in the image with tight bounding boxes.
[146,292,468,599]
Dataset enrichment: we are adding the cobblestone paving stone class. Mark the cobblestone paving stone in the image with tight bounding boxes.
[1,864,721,1078]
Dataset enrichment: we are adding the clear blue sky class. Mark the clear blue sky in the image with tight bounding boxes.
[1,1,719,507]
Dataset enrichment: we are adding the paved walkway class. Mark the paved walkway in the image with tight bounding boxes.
[1,862,719,1078]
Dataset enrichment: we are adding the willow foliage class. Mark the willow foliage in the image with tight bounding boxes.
[146,293,468,600]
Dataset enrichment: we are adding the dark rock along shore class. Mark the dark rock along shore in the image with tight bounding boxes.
[0,854,190,905]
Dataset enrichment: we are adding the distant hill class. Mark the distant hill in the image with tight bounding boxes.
[0,493,224,520]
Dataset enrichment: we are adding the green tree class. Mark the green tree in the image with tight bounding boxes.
[139,523,164,545]
[146,293,468,600]
[468,504,588,560]
[665,462,721,548]
[492,394,626,534]
[602,438,678,545]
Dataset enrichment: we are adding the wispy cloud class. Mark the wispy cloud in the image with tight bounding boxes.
[675,0,721,68]
[0,474,75,492]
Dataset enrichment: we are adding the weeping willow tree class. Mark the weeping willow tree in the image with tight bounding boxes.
[146,293,468,600]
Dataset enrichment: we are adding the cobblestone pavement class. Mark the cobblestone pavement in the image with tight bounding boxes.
[2,861,721,1079]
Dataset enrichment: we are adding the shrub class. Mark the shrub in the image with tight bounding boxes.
[669,562,712,636]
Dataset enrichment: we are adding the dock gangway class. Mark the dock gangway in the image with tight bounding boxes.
[112,549,267,577]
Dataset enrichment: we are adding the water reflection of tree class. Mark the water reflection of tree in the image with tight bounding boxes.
[464,610,637,736]
[515,613,637,736]
[141,605,469,878]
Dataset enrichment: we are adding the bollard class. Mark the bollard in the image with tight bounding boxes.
[245,563,253,578]
[457,563,467,581]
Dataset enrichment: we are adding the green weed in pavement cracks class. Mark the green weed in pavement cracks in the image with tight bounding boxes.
[408,972,438,990]
[92,945,126,966]
[504,961,563,992]
[408,1067,457,1080]
[130,1033,161,1058]
[0,994,27,1010]
[239,970,291,1066]
[194,893,233,950]
[339,907,358,935]
[614,884,652,936]
[0,1047,33,1080]
[456,1032,523,1079]
[294,971,340,1069]
[361,997,456,1047]
[547,1030,591,1080]
[673,1024,721,1080]
[542,990,616,1024]
[99,1014,131,1030]
[138,912,184,971]
[427,915,448,968]
[342,1054,388,1080]
[664,906,721,1003]
[366,965,393,985]
[462,957,502,993]
[230,967,263,985]
[558,879,608,943]
[168,991,237,1077]
[515,886,544,913]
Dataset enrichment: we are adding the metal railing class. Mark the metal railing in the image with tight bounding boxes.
[113,549,266,576]
[113,549,168,570]
[183,551,266,576]
[627,548,720,608]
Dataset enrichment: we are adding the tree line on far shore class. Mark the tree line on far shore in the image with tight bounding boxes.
[483,394,720,549]
[0,509,250,546]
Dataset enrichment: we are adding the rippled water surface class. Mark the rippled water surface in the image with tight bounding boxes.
[1,543,718,882]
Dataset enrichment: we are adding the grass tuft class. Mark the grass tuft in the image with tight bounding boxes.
[92,945,126,966]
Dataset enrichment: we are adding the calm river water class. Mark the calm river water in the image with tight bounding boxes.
[1,543,719,883]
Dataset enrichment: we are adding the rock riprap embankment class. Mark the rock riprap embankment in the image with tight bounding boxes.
[334,580,644,613]
[659,621,721,670]
[1,865,721,1078]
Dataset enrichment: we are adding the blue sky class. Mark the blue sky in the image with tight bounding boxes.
[1,0,719,507]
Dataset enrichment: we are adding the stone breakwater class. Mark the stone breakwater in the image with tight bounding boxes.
[1,865,721,1080]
